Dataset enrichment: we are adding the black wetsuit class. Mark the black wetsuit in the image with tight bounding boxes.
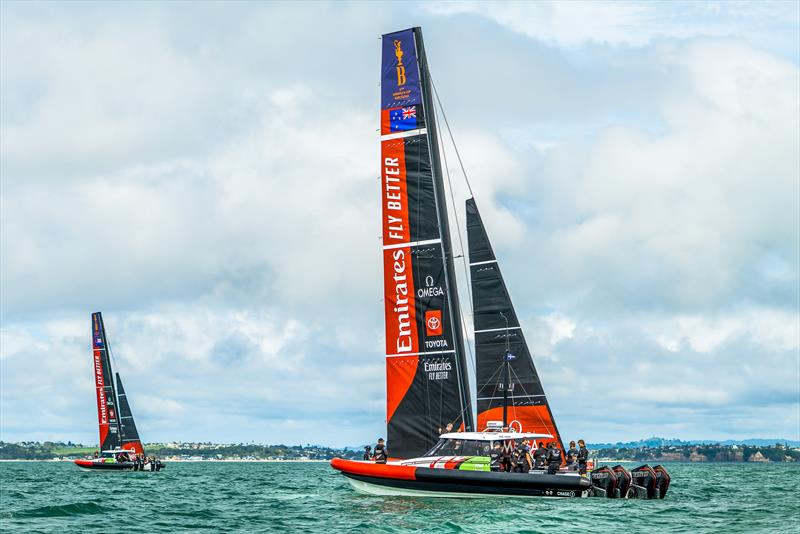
[362,449,372,461]
[546,446,562,474]
[514,445,531,473]
[373,444,388,464]
[490,447,502,472]
[500,442,514,472]
[577,446,589,474]
[533,446,548,470]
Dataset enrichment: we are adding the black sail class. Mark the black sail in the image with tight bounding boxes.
[116,373,144,455]
[380,27,474,458]
[467,199,564,452]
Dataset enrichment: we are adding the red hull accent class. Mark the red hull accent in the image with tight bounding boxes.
[330,458,417,481]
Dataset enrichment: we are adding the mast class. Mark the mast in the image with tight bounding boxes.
[412,27,474,432]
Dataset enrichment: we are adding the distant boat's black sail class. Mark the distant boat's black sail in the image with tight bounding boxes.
[380,27,474,458]
[467,199,564,452]
[91,312,122,451]
[116,373,144,455]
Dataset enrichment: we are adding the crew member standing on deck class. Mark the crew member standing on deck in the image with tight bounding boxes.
[533,441,548,470]
[566,441,578,470]
[490,442,503,472]
[363,446,372,461]
[373,438,388,464]
[514,441,532,473]
[577,439,589,476]
[500,440,514,472]
[546,442,562,474]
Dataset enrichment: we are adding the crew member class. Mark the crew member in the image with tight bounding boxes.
[373,438,388,464]
[546,442,562,474]
[490,442,503,472]
[500,440,514,472]
[533,441,548,470]
[566,441,578,470]
[363,446,372,461]
[577,439,589,476]
[514,441,532,473]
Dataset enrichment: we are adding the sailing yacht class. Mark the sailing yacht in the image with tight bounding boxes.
[74,312,163,472]
[330,27,669,499]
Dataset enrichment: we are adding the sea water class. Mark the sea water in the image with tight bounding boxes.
[1,461,798,532]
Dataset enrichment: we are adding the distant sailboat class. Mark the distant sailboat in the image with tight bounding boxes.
[74,312,163,471]
[331,26,669,499]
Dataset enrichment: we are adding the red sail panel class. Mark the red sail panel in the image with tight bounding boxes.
[380,28,470,459]
[383,247,418,357]
[477,406,561,445]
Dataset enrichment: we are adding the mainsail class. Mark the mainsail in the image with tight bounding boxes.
[380,27,474,458]
[467,199,564,452]
[91,312,121,451]
[116,373,144,455]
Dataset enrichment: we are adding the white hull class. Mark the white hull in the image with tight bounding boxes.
[346,477,587,499]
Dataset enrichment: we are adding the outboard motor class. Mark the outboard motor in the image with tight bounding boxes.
[611,465,632,498]
[630,464,658,499]
[653,465,671,498]
[590,466,617,498]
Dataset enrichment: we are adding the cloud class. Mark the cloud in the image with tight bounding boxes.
[1,2,798,445]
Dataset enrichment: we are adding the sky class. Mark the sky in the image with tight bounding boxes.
[1,1,798,447]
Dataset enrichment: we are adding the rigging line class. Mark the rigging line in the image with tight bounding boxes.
[430,75,474,198]
[450,359,505,431]
[435,91,475,324]
[424,65,472,428]
[430,76,477,418]
[508,364,551,431]
[475,361,505,398]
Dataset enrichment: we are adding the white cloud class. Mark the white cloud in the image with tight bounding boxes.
[1,2,797,445]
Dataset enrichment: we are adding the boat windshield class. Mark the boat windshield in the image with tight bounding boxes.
[425,439,495,457]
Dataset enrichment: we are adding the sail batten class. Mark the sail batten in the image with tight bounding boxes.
[467,199,565,452]
[380,27,473,458]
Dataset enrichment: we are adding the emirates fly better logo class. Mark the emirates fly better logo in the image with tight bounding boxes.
[425,310,442,336]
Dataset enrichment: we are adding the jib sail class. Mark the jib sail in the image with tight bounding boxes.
[467,199,564,451]
[116,373,145,455]
[381,27,473,458]
[91,312,121,451]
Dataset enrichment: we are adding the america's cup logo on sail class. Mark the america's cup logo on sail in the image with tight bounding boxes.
[394,39,406,86]
[381,29,420,108]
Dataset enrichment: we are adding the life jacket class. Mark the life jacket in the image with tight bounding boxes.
[566,447,578,463]
[548,447,562,464]
[533,447,548,467]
